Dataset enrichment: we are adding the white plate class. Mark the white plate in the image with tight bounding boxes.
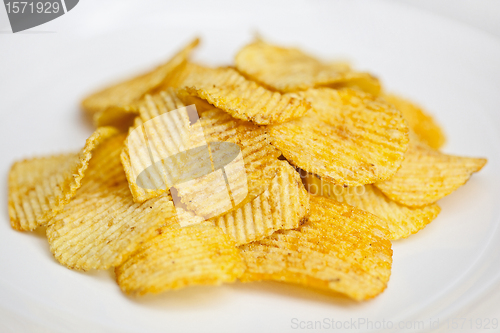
[1,1,500,332]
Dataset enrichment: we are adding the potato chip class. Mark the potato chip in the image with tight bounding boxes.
[212,161,309,245]
[8,127,119,231]
[384,94,446,149]
[375,140,487,207]
[268,88,409,186]
[121,89,195,203]
[153,61,208,92]
[81,38,199,116]
[93,105,139,132]
[115,222,245,295]
[234,40,381,95]
[175,108,282,218]
[239,195,392,301]
[122,93,282,221]
[47,134,175,271]
[304,174,441,240]
[180,67,311,125]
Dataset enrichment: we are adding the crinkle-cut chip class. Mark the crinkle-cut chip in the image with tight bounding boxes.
[375,140,487,207]
[176,108,282,218]
[81,38,199,116]
[121,89,194,203]
[239,195,392,301]
[8,127,119,231]
[384,94,446,150]
[153,61,208,93]
[122,90,211,204]
[304,174,440,240]
[115,223,245,295]
[212,161,310,245]
[268,88,409,186]
[234,40,381,95]
[93,105,139,132]
[180,67,311,125]
[47,134,175,271]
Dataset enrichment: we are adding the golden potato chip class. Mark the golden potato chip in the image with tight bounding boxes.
[268,88,409,186]
[175,108,282,218]
[212,161,309,245]
[121,89,195,203]
[180,67,311,125]
[47,134,175,271]
[115,222,245,295]
[153,61,208,92]
[384,94,446,149]
[234,40,381,95]
[93,105,139,132]
[81,38,199,116]
[375,140,487,207]
[239,195,392,301]
[122,94,282,220]
[304,174,441,240]
[8,127,119,231]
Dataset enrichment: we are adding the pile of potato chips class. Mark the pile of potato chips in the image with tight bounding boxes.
[8,38,486,301]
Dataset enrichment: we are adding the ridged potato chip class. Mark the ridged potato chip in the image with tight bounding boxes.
[239,195,392,301]
[175,108,282,218]
[375,140,487,207]
[81,38,199,116]
[115,222,245,295]
[384,94,446,150]
[122,92,282,220]
[47,134,175,271]
[304,174,441,240]
[269,88,409,186]
[8,127,119,231]
[235,40,381,95]
[93,105,139,132]
[180,67,311,125]
[212,161,309,245]
[121,89,196,203]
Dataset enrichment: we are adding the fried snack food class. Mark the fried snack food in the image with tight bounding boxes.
[212,160,309,245]
[47,134,175,271]
[239,195,392,301]
[375,140,486,207]
[269,88,409,186]
[384,94,446,150]
[93,105,139,132]
[81,38,199,116]
[180,67,311,125]
[175,108,282,218]
[304,174,440,240]
[9,37,489,302]
[122,91,282,221]
[116,222,245,295]
[235,40,381,95]
[8,127,119,231]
